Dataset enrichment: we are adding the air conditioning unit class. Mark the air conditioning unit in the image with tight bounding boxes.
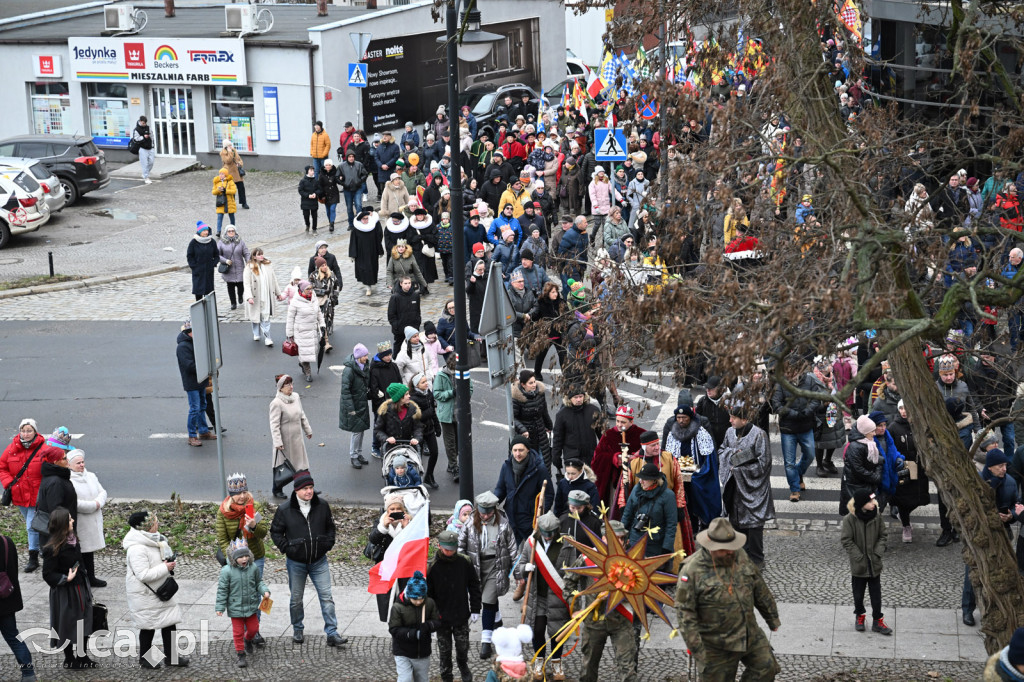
[104,4,134,32]
[225,5,258,33]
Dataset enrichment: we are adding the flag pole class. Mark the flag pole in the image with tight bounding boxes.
[519,479,548,624]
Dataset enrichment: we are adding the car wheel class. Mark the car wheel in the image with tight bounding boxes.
[0,220,11,250]
[59,178,79,205]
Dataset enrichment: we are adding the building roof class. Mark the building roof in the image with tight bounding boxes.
[0,3,371,45]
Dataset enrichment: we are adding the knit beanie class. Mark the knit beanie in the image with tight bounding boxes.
[314,256,327,268]
[392,455,408,469]
[510,435,531,451]
[405,570,428,599]
[985,448,1009,468]
[1007,627,1024,666]
[567,278,586,301]
[387,382,409,402]
[292,469,315,491]
[353,343,369,359]
[276,374,293,391]
[129,510,154,531]
[66,449,85,465]
[404,326,420,343]
[856,415,876,437]
[18,418,37,434]
[852,490,875,509]
[196,220,211,235]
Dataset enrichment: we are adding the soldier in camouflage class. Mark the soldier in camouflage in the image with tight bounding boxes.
[675,517,781,681]
[427,530,481,682]
[562,520,638,682]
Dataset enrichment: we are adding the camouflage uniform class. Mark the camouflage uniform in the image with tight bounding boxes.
[563,555,638,682]
[675,546,781,682]
[435,621,471,682]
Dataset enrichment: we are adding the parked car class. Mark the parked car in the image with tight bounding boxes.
[544,77,608,108]
[457,83,543,138]
[0,135,109,205]
[566,48,590,79]
[0,172,50,249]
[0,157,66,214]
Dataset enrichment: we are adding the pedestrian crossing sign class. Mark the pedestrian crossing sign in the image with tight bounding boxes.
[594,127,628,161]
[348,63,368,88]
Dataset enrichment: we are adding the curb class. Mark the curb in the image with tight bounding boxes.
[0,228,350,301]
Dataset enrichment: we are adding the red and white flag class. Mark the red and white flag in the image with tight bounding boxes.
[586,69,603,99]
[529,537,567,606]
[368,506,430,594]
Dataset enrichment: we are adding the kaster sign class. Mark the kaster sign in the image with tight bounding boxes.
[67,37,247,84]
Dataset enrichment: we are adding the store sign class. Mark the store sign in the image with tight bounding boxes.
[34,54,63,78]
[67,37,247,84]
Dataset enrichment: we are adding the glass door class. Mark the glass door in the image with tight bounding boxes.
[149,86,195,157]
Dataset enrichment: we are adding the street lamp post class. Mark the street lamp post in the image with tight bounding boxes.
[439,1,501,501]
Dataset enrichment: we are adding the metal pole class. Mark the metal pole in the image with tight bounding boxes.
[47,251,54,277]
[211,368,227,498]
[447,0,475,501]
[658,0,669,198]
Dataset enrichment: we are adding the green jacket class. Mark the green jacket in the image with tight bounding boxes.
[675,547,780,661]
[840,498,886,577]
[215,501,269,559]
[215,550,269,618]
[402,171,425,196]
[433,367,473,424]
[339,354,371,432]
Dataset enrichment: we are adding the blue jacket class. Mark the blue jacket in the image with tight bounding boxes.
[557,225,588,265]
[387,465,423,488]
[436,313,456,348]
[876,429,905,496]
[492,241,520,279]
[463,112,478,139]
[981,469,1020,528]
[552,475,600,518]
[376,141,400,182]
[487,214,522,247]
[621,475,677,553]
[493,450,553,541]
[400,130,420,148]
[515,264,548,295]
[794,204,815,225]
[464,222,488,262]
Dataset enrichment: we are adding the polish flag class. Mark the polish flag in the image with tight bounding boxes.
[367,506,430,594]
[586,70,603,99]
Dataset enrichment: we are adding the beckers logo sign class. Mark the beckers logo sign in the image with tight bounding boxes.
[152,45,179,69]
[123,42,145,69]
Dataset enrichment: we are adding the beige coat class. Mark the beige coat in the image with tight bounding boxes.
[71,469,107,553]
[243,261,281,324]
[220,147,243,183]
[285,293,324,363]
[270,391,312,471]
[381,181,410,218]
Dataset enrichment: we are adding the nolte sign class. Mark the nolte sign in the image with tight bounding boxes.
[67,37,247,84]
[33,55,63,78]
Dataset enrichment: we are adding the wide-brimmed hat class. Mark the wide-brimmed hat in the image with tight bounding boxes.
[696,517,746,551]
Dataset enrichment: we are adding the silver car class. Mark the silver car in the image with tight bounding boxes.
[0,157,66,214]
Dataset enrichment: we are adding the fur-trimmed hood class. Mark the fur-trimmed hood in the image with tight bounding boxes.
[377,399,423,419]
[511,381,546,403]
[390,244,414,261]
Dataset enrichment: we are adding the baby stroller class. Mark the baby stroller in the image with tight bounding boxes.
[380,441,430,515]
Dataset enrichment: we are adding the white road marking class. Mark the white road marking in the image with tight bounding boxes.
[148,433,189,439]
[480,421,511,431]
[71,433,84,439]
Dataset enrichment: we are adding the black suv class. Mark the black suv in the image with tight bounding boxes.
[456,83,542,138]
[0,135,110,205]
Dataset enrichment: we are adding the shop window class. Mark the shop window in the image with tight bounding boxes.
[211,86,255,152]
[87,83,131,147]
[30,82,71,135]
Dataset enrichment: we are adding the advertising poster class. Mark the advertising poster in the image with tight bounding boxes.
[68,37,247,84]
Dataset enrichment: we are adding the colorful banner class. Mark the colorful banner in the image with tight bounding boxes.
[68,37,247,84]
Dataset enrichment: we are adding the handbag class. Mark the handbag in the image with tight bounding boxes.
[128,137,141,155]
[218,261,231,274]
[216,193,227,208]
[282,339,299,357]
[273,453,296,490]
[30,509,50,534]
[363,536,386,562]
[239,167,246,177]
[130,560,179,602]
[421,244,436,258]
[91,603,108,633]
[0,537,13,598]
[2,442,43,506]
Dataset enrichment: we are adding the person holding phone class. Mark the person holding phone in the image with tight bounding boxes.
[366,494,412,621]
[41,507,96,669]
[215,472,269,642]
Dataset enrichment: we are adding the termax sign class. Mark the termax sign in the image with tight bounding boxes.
[67,37,247,84]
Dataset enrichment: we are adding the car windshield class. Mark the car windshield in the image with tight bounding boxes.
[459,92,497,116]
[78,141,101,157]
[546,81,571,100]
[28,162,51,181]
[11,172,38,193]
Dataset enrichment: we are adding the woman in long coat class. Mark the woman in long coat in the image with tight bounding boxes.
[408,208,439,283]
[717,406,775,567]
[211,168,237,236]
[42,508,94,669]
[187,221,220,301]
[269,375,313,499]
[349,209,384,296]
[219,140,247,209]
[243,248,282,346]
[286,281,325,383]
[68,450,108,587]
[887,401,930,543]
[217,224,250,311]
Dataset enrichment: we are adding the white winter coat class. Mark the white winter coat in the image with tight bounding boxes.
[286,293,324,363]
[243,262,282,324]
[395,343,439,384]
[70,469,107,553]
[122,528,183,630]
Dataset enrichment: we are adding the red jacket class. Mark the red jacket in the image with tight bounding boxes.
[591,424,645,505]
[0,433,45,507]
[996,193,1023,232]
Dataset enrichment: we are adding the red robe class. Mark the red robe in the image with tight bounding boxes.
[591,424,644,507]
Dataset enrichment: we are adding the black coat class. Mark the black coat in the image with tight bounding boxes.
[318,166,341,205]
[551,399,602,466]
[512,382,553,436]
[466,270,488,334]
[269,492,336,564]
[307,250,343,283]
[408,389,440,438]
[840,430,882,515]
[493,450,554,542]
[41,539,85,589]
[175,330,208,393]
[368,355,403,412]
[186,237,219,297]
[375,400,425,447]
[507,286,539,338]
[36,462,78,525]
[771,373,822,434]
[427,551,482,624]
[888,416,931,512]
[387,288,422,338]
[695,394,731,449]
[0,535,23,615]
[298,175,320,210]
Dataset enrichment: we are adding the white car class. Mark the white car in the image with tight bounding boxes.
[0,172,50,248]
[0,157,66,214]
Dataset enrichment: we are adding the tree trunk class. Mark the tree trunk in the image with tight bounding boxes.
[887,336,1024,652]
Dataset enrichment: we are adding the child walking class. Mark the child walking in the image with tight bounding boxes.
[389,570,442,682]
[215,538,270,668]
[840,490,892,635]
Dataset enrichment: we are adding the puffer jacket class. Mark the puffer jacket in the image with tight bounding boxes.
[0,433,45,508]
[217,236,250,284]
[374,400,424,447]
[388,286,423,338]
[506,285,539,338]
[368,354,403,412]
[215,548,269,618]
[388,592,442,659]
[215,499,269,560]
[493,450,554,541]
[298,175,319,210]
[840,498,886,577]
[395,343,439,384]
[839,429,882,515]
[603,217,630,248]
[269,491,336,564]
[511,381,552,438]
[386,246,428,291]
[457,510,517,596]
[318,165,341,205]
[285,293,324,364]
[36,461,78,526]
[310,130,331,159]
[123,528,183,630]
[339,354,371,433]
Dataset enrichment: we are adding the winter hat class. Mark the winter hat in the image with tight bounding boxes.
[196,220,211,235]
[1007,627,1024,666]
[985,448,1009,468]
[500,226,514,240]
[227,472,248,495]
[436,104,446,116]
[567,489,591,506]
[867,410,888,425]
[376,340,393,356]
[520,248,534,261]
[290,266,303,282]
[639,430,660,445]
[537,511,559,533]
[491,624,533,673]
[566,155,577,165]
[637,463,661,480]
[472,242,485,255]
[897,399,905,410]
[675,405,697,420]
[353,343,369,359]
[437,530,459,550]
[45,427,72,451]
[229,537,250,561]
[475,491,499,510]
[404,326,420,342]
[430,160,440,172]
[423,321,437,336]
[292,469,315,491]
[66,449,85,465]
[387,382,409,402]
[406,570,428,599]
[936,354,958,372]
[18,418,38,434]
[411,372,426,389]
[609,520,627,536]
[392,455,409,469]
[128,510,154,531]
[616,405,635,420]
[510,435,531,451]
[966,177,978,189]
[852,489,875,509]
[395,159,406,168]
[567,278,586,301]
[314,256,327,268]
[856,415,876,437]
[276,374,293,391]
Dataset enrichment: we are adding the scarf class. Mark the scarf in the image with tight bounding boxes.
[194,234,213,245]
[855,507,878,522]
[670,418,700,445]
[220,494,255,539]
[408,341,423,353]
[19,437,33,449]
[140,530,174,559]
[858,435,880,464]
[254,263,274,320]
[222,233,240,244]
[511,455,529,484]
[276,390,296,404]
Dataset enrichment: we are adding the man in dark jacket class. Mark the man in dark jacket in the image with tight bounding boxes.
[506,272,539,340]
[176,321,213,447]
[494,436,554,543]
[269,470,346,647]
[770,368,822,502]
[551,388,602,470]
[479,168,506,216]
[387,278,422,350]
[695,376,731,449]
[339,150,368,231]
[376,131,401,187]
[368,342,402,459]
[968,349,1018,455]
[931,174,969,230]
[427,530,481,682]
[557,215,589,292]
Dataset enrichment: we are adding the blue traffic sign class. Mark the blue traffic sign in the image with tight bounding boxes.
[347,63,368,88]
[594,127,628,161]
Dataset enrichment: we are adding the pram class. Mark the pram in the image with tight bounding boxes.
[379,441,429,515]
